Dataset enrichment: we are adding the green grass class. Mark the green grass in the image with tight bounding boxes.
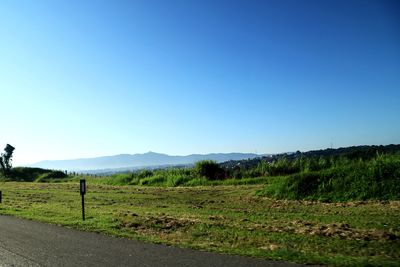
[0,182,399,266]
[258,154,400,201]
[4,154,400,202]
[52,154,400,202]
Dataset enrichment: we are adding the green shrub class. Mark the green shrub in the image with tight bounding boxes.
[139,174,166,186]
[137,170,153,179]
[185,177,208,186]
[166,174,192,187]
[5,167,67,182]
[195,160,225,180]
[109,174,133,185]
[36,171,68,182]
[129,176,141,185]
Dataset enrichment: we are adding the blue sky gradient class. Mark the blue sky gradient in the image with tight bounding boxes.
[0,0,399,165]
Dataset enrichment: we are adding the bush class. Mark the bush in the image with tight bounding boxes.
[166,174,192,187]
[103,174,133,185]
[36,170,68,182]
[185,177,208,186]
[3,167,67,182]
[137,170,153,179]
[139,174,167,186]
[35,171,68,182]
[195,160,225,180]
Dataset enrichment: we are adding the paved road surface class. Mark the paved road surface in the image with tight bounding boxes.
[0,215,311,267]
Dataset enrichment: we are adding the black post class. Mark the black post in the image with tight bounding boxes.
[81,194,85,221]
[80,179,86,221]
[0,191,2,203]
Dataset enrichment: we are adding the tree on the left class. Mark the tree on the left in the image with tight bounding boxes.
[0,144,15,177]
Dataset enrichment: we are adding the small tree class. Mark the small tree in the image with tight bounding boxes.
[0,144,15,177]
[195,160,225,180]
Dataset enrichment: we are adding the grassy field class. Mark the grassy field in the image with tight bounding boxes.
[0,182,399,266]
[6,152,396,203]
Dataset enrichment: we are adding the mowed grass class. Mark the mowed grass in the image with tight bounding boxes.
[0,182,399,266]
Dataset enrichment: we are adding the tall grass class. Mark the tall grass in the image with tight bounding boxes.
[258,154,400,201]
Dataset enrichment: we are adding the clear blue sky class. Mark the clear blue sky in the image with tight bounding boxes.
[1,0,399,165]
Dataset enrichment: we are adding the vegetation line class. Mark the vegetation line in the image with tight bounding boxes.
[3,145,399,202]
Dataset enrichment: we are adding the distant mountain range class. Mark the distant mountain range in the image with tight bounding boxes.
[29,152,261,172]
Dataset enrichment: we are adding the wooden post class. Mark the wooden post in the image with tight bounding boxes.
[80,179,86,221]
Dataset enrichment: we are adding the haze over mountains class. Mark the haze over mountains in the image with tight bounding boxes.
[29,152,260,171]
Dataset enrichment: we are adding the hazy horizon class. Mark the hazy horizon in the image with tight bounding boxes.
[1,0,399,166]
[14,143,399,167]
[26,151,261,164]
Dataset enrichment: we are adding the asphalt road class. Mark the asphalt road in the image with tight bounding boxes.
[0,215,311,267]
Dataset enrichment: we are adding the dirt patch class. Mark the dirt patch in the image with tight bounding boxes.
[208,215,227,220]
[121,215,200,233]
[389,201,400,208]
[259,243,280,251]
[250,220,399,241]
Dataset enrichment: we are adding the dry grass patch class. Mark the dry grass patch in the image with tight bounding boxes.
[0,183,399,266]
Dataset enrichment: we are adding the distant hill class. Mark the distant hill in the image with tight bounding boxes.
[29,152,260,171]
